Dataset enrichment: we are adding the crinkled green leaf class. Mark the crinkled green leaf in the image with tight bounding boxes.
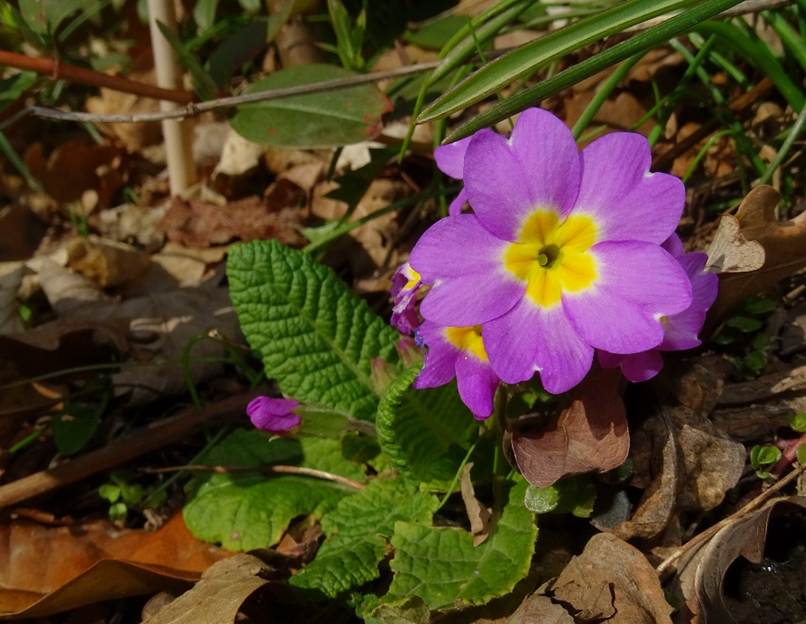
[184,431,365,550]
[376,365,476,484]
[361,597,430,624]
[230,64,389,147]
[387,478,536,610]
[291,478,438,596]
[227,240,399,420]
[524,475,596,518]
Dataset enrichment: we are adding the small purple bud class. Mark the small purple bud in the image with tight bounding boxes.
[246,396,301,434]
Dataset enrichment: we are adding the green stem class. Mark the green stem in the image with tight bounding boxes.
[759,101,806,185]
[436,439,479,511]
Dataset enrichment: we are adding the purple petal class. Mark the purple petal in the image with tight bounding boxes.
[391,307,420,335]
[463,129,537,241]
[663,233,685,257]
[485,298,593,392]
[448,187,468,217]
[597,350,623,370]
[414,322,458,388]
[455,355,498,420]
[435,136,473,179]
[510,108,582,217]
[660,307,706,351]
[409,214,508,282]
[575,132,684,244]
[680,252,719,310]
[619,350,664,382]
[564,288,665,354]
[420,273,523,326]
[247,396,301,433]
[592,241,692,317]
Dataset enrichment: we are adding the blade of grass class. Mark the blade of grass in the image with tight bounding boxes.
[419,0,703,123]
[444,0,746,142]
[571,51,646,139]
[682,128,735,181]
[694,20,804,110]
[758,101,806,184]
[689,31,750,88]
[762,10,806,73]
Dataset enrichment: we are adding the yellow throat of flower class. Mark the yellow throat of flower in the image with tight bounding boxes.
[443,325,488,362]
[503,209,598,308]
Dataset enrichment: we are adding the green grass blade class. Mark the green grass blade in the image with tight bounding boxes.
[763,10,806,73]
[759,101,806,184]
[419,0,701,123]
[443,0,747,142]
[694,20,804,110]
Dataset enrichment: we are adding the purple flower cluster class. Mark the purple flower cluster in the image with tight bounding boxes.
[247,396,301,433]
[391,108,717,419]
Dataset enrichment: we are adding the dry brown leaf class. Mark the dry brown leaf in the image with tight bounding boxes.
[540,533,673,624]
[160,195,306,248]
[628,48,684,82]
[507,594,574,623]
[141,554,270,624]
[511,368,628,488]
[65,237,151,288]
[36,259,110,316]
[24,140,127,207]
[0,204,46,262]
[708,185,806,323]
[565,91,652,135]
[0,263,24,335]
[213,128,265,178]
[677,497,806,624]
[92,203,166,252]
[0,514,230,619]
[459,463,491,546]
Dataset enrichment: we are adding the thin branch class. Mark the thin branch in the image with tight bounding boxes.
[655,462,806,577]
[0,0,791,132]
[0,390,264,510]
[0,49,193,103]
[142,463,365,490]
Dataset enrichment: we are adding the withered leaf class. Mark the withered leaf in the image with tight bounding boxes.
[0,514,229,619]
[512,368,628,487]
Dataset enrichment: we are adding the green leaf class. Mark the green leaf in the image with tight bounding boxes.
[52,400,103,455]
[742,296,778,316]
[18,0,84,34]
[524,476,596,518]
[404,15,467,50]
[0,71,37,112]
[420,0,700,122]
[443,0,746,141]
[750,444,782,470]
[157,20,218,100]
[376,365,476,484]
[208,19,268,87]
[387,478,536,610]
[292,478,438,597]
[790,412,806,434]
[193,0,219,32]
[184,431,364,550]
[726,315,764,333]
[361,597,430,624]
[227,240,399,420]
[230,64,390,147]
[797,444,806,466]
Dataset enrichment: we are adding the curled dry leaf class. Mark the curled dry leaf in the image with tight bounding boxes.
[65,237,151,288]
[0,514,230,619]
[511,368,628,488]
[511,533,672,624]
[142,554,270,624]
[707,185,806,323]
[677,496,806,624]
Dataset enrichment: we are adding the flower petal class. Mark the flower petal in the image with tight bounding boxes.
[510,108,582,217]
[564,288,665,354]
[409,214,507,282]
[680,252,719,310]
[619,350,664,382]
[485,298,593,392]
[463,129,536,241]
[455,355,498,419]
[448,187,468,217]
[414,322,458,388]
[435,136,473,179]
[663,232,685,257]
[420,273,523,326]
[592,241,692,317]
[575,132,684,244]
[660,307,706,351]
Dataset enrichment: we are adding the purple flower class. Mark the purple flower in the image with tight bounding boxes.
[390,262,423,334]
[414,321,499,420]
[598,234,719,382]
[434,136,472,216]
[246,396,301,433]
[410,108,692,395]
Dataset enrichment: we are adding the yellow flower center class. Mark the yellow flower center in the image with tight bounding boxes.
[403,266,421,291]
[443,325,488,362]
[503,209,598,308]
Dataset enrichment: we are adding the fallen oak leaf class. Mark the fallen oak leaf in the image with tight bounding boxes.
[0,514,230,619]
[708,185,806,324]
[459,463,491,546]
[141,554,270,624]
[511,367,628,488]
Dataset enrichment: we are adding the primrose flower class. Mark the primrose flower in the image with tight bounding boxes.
[246,396,301,433]
[598,234,719,382]
[390,262,423,334]
[434,136,473,216]
[410,108,692,394]
[414,321,499,419]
